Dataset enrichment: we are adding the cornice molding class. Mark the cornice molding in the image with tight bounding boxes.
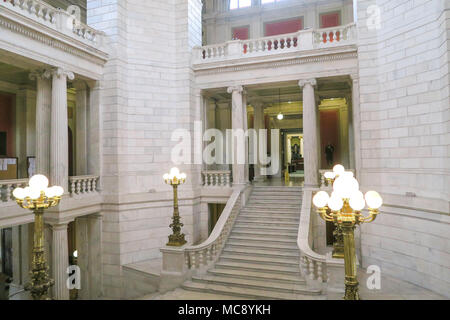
[0,14,108,66]
[194,51,357,75]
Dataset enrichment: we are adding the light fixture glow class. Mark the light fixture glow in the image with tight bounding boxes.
[328,194,343,211]
[333,164,345,176]
[277,113,284,120]
[29,174,49,191]
[365,191,383,209]
[313,191,329,208]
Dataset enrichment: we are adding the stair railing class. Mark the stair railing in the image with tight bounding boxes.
[185,190,242,274]
[297,189,328,290]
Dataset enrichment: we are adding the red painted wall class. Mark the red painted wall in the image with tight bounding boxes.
[0,93,15,157]
[264,18,303,36]
[320,12,340,28]
[232,26,249,40]
[320,110,340,169]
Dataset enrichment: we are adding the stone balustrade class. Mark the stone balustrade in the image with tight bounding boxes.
[193,23,356,64]
[0,175,100,204]
[313,23,356,46]
[69,175,99,195]
[0,179,28,204]
[1,0,105,48]
[202,170,232,187]
[185,191,241,271]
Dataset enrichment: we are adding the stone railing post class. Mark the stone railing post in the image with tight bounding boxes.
[159,245,189,293]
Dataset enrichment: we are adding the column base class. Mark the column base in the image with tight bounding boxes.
[159,245,189,293]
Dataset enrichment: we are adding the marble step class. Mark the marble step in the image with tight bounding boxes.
[234,219,299,227]
[228,234,297,245]
[237,214,299,222]
[241,205,300,211]
[214,260,300,275]
[253,186,303,191]
[226,240,298,252]
[232,227,298,236]
[231,229,298,239]
[245,203,300,209]
[220,253,299,267]
[222,246,299,258]
[208,268,304,284]
[190,275,316,296]
[182,281,322,300]
[233,223,298,232]
[250,194,301,199]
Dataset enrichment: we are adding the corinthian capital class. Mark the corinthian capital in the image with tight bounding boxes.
[298,78,317,88]
[48,67,75,81]
[227,85,244,94]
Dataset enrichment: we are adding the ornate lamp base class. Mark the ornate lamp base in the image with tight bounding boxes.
[167,233,187,247]
[344,278,360,300]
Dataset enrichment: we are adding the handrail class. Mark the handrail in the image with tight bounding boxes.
[185,190,241,270]
[297,189,327,288]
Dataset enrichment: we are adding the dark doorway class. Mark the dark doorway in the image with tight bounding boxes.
[68,127,74,177]
[0,132,6,156]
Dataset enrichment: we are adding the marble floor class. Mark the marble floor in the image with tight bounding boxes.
[140,268,446,300]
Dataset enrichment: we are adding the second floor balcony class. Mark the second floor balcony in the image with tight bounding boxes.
[193,23,356,68]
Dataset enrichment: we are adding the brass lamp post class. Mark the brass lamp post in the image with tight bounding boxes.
[313,168,382,300]
[12,174,64,300]
[322,164,349,259]
[163,167,187,246]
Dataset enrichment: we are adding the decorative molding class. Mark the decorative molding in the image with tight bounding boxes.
[0,14,108,66]
[194,51,357,75]
[298,78,317,88]
[227,85,244,94]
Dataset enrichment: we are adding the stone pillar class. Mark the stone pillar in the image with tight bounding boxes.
[75,81,88,175]
[75,217,89,299]
[50,68,74,192]
[350,74,361,179]
[160,245,188,293]
[299,79,319,188]
[51,223,70,300]
[30,71,52,177]
[87,81,102,188]
[227,86,245,187]
[242,90,249,184]
[253,101,265,182]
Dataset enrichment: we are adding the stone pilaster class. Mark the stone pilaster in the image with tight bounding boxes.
[86,81,102,188]
[74,81,88,176]
[227,86,245,187]
[30,70,52,177]
[51,223,70,300]
[50,68,74,192]
[299,79,319,188]
[350,74,361,179]
[253,101,265,182]
[87,213,103,299]
[242,90,249,184]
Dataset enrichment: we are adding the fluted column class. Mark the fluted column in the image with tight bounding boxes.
[30,70,52,177]
[51,223,69,300]
[253,101,265,182]
[227,86,245,187]
[75,81,88,175]
[299,79,319,187]
[50,68,74,192]
[242,89,249,184]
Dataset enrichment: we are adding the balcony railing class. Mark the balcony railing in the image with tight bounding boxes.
[193,23,356,65]
[0,175,100,205]
[1,0,106,48]
[202,170,232,187]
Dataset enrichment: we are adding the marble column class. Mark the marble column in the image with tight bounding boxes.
[87,81,102,188]
[30,70,52,177]
[350,74,361,179]
[242,90,249,184]
[75,81,88,175]
[50,68,74,192]
[75,217,89,299]
[51,223,70,300]
[299,79,319,188]
[227,86,245,187]
[253,101,265,182]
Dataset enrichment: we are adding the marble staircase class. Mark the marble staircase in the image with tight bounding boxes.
[182,185,323,299]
